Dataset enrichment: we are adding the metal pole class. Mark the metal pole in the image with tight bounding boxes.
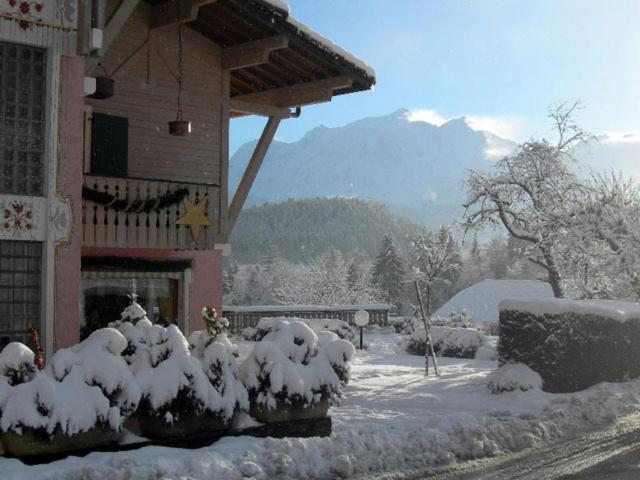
[360,326,364,349]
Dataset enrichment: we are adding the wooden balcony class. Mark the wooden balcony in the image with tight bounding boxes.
[82,175,220,250]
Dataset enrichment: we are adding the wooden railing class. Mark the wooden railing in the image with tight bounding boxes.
[82,175,220,250]
[222,304,390,334]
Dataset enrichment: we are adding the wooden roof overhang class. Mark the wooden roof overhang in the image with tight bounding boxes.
[147,0,376,116]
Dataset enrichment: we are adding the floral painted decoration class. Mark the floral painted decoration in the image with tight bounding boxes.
[5,0,45,29]
[3,200,33,232]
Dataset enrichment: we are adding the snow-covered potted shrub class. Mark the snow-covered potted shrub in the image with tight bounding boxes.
[238,319,355,423]
[117,305,246,440]
[0,329,141,457]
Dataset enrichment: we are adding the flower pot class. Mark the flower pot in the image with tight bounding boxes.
[249,398,330,423]
[1,425,121,458]
[136,411,230,440]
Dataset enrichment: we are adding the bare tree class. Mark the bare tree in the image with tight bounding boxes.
[411,227,460,375]
[462,102,590,297]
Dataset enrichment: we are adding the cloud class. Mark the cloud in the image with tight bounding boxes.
[406,108,524,141]
[465,115,523,142]
[598,130,640,144]
[405,109,448,127]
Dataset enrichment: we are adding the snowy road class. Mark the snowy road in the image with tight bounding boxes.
[5,332,640,479]
[419,412,640,480]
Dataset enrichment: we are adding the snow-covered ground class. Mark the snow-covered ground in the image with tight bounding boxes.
[3,330,640,479]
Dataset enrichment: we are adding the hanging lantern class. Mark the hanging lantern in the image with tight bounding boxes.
[169,0,191,136]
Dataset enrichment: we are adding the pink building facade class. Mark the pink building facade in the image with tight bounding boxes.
[0,0,374,354]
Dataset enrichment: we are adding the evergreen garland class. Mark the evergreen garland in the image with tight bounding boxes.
[82,186,190,213]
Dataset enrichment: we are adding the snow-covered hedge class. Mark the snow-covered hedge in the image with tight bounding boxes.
[486,363,543,394]
[0,329,140,437]
[238,319,355,410]
[499,298,640,393]
[112,320,246,426]
[244,316,356,343]
[405,326,487,358]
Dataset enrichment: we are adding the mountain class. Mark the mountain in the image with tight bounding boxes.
[229,109,517,228]
[229,197,425,264]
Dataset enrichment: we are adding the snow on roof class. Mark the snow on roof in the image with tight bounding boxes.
[224,304,390,313]
[435,279,554,325]
[500,298,640,322]
[286,16,376,80]
[257,0,376,81]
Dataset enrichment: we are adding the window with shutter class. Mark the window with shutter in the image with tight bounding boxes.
[90,113,129,177]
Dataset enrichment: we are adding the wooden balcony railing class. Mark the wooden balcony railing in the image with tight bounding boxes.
[82,175,220,250]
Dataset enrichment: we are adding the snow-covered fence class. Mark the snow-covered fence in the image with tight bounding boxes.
[223,304,390,334]
[499,298,640,393]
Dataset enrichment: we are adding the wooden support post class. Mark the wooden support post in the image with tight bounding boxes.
[227,116,281,233]
[232,76,353,108]
[229,99,293,118]
[85,0,142,75]
[151,0,216,29]
[222,35,289,71]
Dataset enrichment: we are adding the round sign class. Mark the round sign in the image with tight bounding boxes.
[354,309,370,327]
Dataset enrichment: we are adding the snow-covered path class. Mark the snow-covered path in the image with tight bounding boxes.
[3,332,640,479]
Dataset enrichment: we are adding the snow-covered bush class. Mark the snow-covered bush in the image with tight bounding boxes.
[0,329,140,438]
[487,363,543,394]
[499,298,640,393]
[405,326,486,358]
[238,319,355,411]
[247,316,356,342]
[189,318,249,417]
[201,306,230,339]
[0,342,37,386]
[124,323,242,426]
[432,308,475,328]
[475,342,498,361]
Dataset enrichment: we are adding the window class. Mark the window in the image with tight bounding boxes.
[0,41,46,196]
[80,258,189,340]
[90,113,128,177]
[0,240,42,349]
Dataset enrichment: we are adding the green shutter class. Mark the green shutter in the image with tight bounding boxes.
[91,113,128,177]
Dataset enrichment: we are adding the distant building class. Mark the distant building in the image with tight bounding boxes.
[435,279,554,325]
[0,0,375,353]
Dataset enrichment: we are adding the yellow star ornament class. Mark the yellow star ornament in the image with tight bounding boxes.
[175,196,213,240]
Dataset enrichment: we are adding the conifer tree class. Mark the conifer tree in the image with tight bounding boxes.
[372,235,406,306]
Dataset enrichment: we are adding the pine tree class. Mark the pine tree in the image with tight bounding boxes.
[372,235,406,307]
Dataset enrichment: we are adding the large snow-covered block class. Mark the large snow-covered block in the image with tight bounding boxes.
[499,298,640,393]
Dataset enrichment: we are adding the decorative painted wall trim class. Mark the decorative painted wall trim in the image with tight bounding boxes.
[49,194,73,245]
[0,194,46,241]
[0,194,72,243]
[1,0,76,31]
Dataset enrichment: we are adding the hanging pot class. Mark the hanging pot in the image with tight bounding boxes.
[168,119,191,136]
[88,77,114,99]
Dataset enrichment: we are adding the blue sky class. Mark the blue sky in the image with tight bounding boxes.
[230,0,640,155]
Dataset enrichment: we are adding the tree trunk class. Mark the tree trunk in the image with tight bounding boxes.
[542,248,564,298]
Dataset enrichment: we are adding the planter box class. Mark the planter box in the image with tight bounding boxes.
[249,398,329,423]
[136,411,230,440]
[1,426,120,458]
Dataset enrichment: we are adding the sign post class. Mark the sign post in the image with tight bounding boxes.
[354,310,369,349]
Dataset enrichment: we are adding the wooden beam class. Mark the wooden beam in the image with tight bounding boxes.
[85,0,141,74]
[229,99,292,118]
[222,35,289,71]
[232,76,353,108]
[228,116,281,232]
[151,0,216,29]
